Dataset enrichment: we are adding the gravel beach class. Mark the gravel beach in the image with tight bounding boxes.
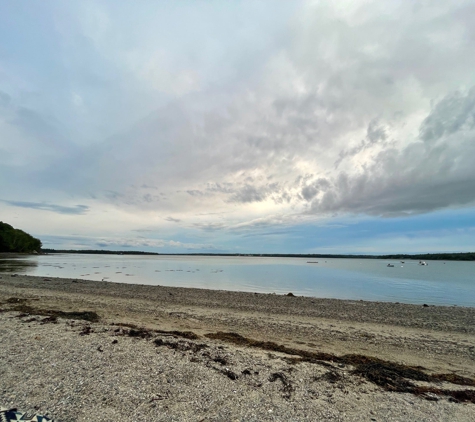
[1,274,474,421]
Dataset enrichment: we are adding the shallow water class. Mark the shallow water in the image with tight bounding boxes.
[1,254,474,307]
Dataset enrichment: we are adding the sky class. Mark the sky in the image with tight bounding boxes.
[1,0,475,254]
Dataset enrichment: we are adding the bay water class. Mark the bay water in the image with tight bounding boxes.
[0,254,474,307]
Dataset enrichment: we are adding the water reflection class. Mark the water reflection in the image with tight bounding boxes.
[0,255,38,273]
[0,254,474,306]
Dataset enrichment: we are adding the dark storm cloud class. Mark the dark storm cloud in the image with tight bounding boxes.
[300,178,332,201]
[307,89,475,216]
[228,183,280,204]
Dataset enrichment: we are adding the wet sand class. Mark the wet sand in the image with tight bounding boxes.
[1,274,474,421]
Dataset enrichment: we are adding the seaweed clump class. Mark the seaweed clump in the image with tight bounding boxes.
[154,338,208,353]
[3,298,100,322]
[205,331,475,403]
[269,372,294,399]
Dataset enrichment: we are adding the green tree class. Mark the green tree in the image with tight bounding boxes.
[0,221,42,253]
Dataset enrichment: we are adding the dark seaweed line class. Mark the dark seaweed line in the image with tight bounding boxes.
[1,300,100,322]
[2,298,474,404]
[205,331,475,403]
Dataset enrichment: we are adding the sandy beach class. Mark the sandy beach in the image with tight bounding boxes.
[1,274,474,421]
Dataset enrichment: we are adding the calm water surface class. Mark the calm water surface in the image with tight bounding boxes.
[1,254,474,307]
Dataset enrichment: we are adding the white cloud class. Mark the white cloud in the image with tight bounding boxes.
[2,0,475,250]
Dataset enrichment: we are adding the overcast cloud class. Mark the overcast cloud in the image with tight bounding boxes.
[1,0,474,253]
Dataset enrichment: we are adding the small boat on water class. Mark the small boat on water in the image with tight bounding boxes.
[307,261,319,264]
[387,263,394,267]
[418,261,428,266]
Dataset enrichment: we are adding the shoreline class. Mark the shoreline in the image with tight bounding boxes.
[1,274,474,421]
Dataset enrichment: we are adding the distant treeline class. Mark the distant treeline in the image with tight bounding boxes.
[41,249,160,256]
[0,222,42,253]
[378,253,475,261]
[41,249,475,261]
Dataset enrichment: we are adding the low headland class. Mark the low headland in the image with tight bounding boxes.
[0,273,474,421]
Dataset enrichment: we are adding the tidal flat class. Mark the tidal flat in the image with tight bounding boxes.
[0,274,474,421]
